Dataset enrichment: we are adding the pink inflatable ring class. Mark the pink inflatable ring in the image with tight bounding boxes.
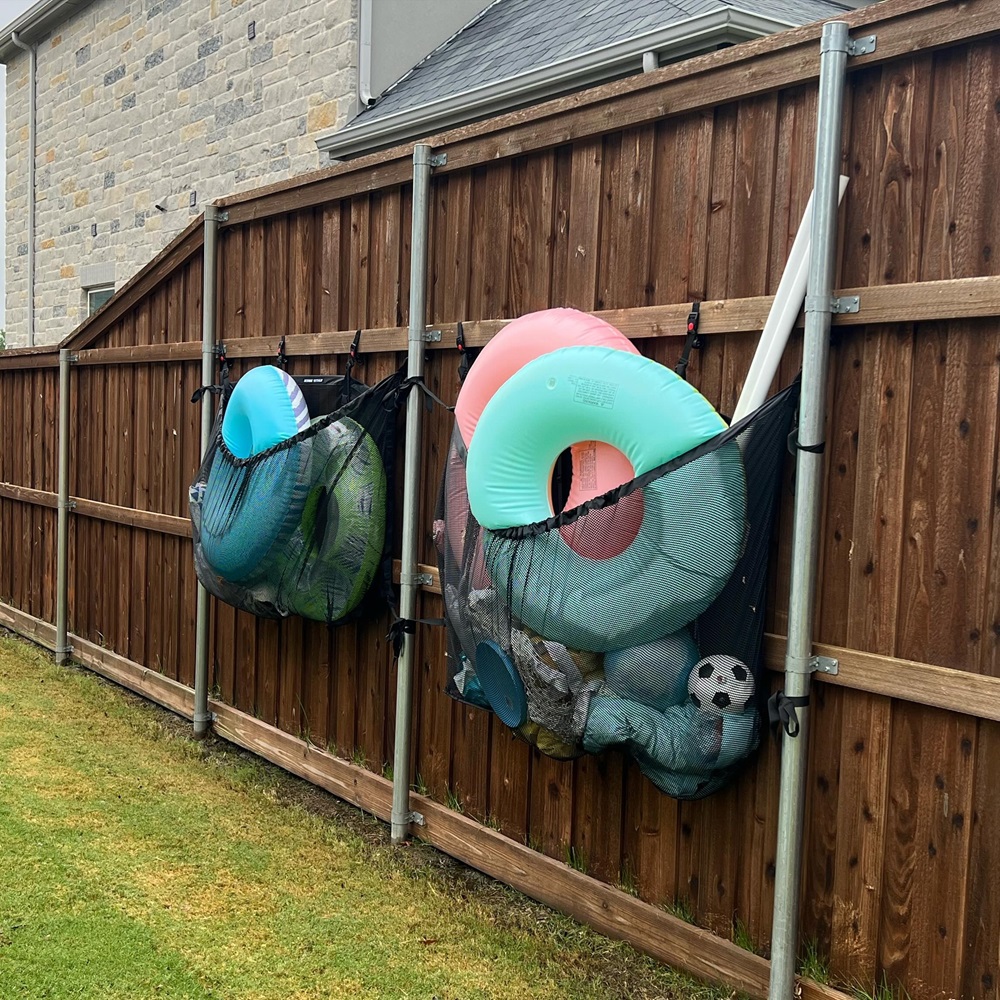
[455,308,641,558]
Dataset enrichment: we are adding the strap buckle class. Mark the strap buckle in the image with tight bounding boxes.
[346,329,363,381]
[675,301,703,379]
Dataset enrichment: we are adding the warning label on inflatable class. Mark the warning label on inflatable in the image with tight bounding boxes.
[568,376,618,409]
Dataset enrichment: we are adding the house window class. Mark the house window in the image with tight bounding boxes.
[87,284,114,315]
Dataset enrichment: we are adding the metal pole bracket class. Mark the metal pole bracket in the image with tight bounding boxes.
[424,330,442,343]
[804,294,860,315]
[831,295,860,314]
[400,571,433,588]
[847,34,876,56]
[408,811,426,827]
[429,153,447,168]
[810,655,839,676]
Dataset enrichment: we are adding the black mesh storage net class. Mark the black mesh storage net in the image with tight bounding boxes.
[190,364,404,625]
[436,378,799,798]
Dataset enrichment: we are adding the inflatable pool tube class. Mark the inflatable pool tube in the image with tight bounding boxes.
[583,696,722,772]
[467,346,747,651]
[201,367,311,583]
[280,417,387,622]
[223,366,310,458]
[604,630,700,712]
[440,432,491,590]
[455,308,641,557]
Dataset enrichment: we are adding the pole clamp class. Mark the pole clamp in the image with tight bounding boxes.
[810,655,839,676]
[429,153,447,168]
[820,32,876,56]
[218,210,230,223]
[784,653,839,676]
[408,328,441,344]
[400,571,433,587]
[803,294,860,315]
[408,811,426,826]
[59,498,77,511]
[847,34,877,56]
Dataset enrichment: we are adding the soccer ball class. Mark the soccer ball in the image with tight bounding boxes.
[687,655,754,716]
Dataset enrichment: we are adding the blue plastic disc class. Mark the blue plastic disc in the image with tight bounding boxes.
[474,640,527,728]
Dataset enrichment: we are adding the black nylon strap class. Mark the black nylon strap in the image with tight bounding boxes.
[388,616,447,658]
[787,427,826,455]
[768,691,811,740]
[393,375,454,412]
[675,302,702,379]
[345,329,363,379]
[456,321,481,383]
[190,343,232,404]
[190,384,222,404]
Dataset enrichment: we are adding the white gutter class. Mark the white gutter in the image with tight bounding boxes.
[318,8,800,161]
[10,31,36,347]
[0,0,91,62]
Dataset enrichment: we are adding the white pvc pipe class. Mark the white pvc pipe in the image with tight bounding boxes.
[731,175,848,424]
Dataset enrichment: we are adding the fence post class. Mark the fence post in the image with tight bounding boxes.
[769,20,856,999]
[193,204,222,738]
[55,348,73,665]
[391,143,439,843]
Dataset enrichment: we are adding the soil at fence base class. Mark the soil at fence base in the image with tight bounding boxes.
[40,639,735,1000]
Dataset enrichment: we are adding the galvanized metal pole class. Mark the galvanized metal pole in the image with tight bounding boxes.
[193,205,222,738]
[391,143,437,844]
[55,349,73,665]
[769,20,853,999]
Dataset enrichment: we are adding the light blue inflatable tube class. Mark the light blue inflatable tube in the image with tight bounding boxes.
[583,695,758,798]
[222,366,310,458]
[467,344,747,651]
[201,366,311,583]
[603,629,700,711]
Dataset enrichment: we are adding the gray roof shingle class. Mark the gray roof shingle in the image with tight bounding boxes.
[350,0,854,128]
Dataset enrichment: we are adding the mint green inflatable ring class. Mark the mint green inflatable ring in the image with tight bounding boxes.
[466,345,747,652]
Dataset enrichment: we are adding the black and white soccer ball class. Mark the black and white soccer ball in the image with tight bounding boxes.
[687,655,754,717]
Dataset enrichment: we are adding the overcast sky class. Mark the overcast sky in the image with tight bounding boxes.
[1,0,43,331]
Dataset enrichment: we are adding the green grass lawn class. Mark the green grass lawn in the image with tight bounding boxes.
[0,633,734,1000]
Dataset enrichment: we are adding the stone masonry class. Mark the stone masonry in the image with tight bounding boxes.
[5,0,358,346]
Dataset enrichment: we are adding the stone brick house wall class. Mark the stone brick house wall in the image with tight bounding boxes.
[5,0,358,347]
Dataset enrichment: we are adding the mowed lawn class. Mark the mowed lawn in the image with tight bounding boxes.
[0,634,728,1000]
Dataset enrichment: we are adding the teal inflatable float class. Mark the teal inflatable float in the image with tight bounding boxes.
[201,367,311,582]
[466,346,748,651]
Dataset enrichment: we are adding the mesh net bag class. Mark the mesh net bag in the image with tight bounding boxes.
[436,378,799,796]
[190,365,404,624]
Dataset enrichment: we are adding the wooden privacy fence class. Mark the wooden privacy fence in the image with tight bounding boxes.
[3,1,1000,997]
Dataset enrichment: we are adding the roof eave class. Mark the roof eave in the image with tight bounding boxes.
[316,8,799,161]
[0,0,92,63]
